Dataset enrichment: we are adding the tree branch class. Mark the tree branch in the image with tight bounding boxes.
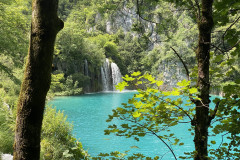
[217,132,228,151]
[208,100,220,124]
[122,116,178,160]
[136,0,160,24]
[226,135,235,159]
[0,63,21,84]
[193,0,200,19]
[170,47,190,81]
[211,44,227,55]
[159,97,194,123]
[222,15,240,50]
[187,0,199,19]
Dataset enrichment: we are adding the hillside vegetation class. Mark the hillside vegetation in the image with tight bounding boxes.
[0,0,239,159]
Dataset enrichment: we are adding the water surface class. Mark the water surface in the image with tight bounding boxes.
[48,91,219,159]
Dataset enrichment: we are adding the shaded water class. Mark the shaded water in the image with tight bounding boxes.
[48,92,220,159]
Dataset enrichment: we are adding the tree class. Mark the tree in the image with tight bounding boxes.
[193,0,213,159]
[104,0,239,159]
[13,0,63,159]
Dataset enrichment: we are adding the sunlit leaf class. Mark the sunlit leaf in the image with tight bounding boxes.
[189,88,198,94]
[177,79,190,87]
[156,80,164,86]
[132,111,141,118]
[131,71,141,77]
[123,75,135,81]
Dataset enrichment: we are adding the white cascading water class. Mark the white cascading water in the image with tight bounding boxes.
[101,59,112,91]
[111,62,123,90]
[101,58,123,91]
[84,59,89,77]
[84,59,90,92]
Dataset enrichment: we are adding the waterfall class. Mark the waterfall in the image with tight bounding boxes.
[84,59,90,93]
[101,59,112,91]
[84,59,89,77]
[101,58,123,91]
[111,62,123,90]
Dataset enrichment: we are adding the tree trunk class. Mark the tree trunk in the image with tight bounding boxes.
[13,0,63,159]
[194,0,213,159]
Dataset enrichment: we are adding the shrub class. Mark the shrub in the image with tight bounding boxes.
[41,106,88,160]
[0,104,15,154]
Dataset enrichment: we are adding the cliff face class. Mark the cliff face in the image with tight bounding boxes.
[54,2,196,93]
[106,7,137,33]
[105,6,159,47]
[102,6,191,89]
[158,61,188,89]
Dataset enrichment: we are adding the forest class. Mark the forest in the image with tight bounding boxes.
[0,0,239,159]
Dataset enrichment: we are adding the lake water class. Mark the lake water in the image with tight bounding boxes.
[48,91,219,159]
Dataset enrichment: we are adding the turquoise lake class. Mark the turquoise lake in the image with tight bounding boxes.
[48,91,220,159]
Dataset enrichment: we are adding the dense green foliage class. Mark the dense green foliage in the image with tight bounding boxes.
[0,0,87,158]
[0,103,15,154]
[41,107,88,160]
[0,0,28,155]
[52,1,151,93]
[0,104,87,159]
[0,0,239,159]
[51,0,202,94]
[0,0,29,82]
[105,72,198,159]
[49,73,82,97]
[105,72,240,159]
[100,0,240,159]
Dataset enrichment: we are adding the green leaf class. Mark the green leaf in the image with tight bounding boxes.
[133,101,143,109]
[178,116,183,120]
[132,111,141,118]
[177,79,190,87]
[156,80,164,86]
[131,71,141,77]
[189,88,198,94]
[116,81,128,91]
[138,133,146,137]
[214,55,224,62]
[121,124,129,128]
[222,143,228,146]
[235,79,240,84]
[143,74,155,83]
[211,140,216,144]
[123,75,135,81]
[136,81,143,85]
[134,94,144,98]
[134,137,139,141]
[171,90,180,96]
[173,138,180,145]
[98,153,110,157]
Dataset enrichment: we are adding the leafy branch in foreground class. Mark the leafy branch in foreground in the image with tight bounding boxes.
[104,72,200,159]
[104,71,240,159]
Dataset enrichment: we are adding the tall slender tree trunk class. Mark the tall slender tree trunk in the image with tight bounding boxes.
[13,0,63,159]
[194,0,213,159]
